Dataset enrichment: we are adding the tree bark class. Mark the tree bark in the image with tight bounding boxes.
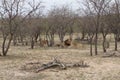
[2,35,13,56]
[89,35,94,56]
[103,36,107,53]
[95,32,98,55]
[13,35,17,46]
[35,33,40,43]
[90,40,93,56]
[115,35,118,51]
[31,37,34,49]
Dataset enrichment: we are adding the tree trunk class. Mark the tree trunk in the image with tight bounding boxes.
[59,32,66,43]
[103,36,107,53]
[81,30,85,40]
[49,39,54,46]
[2,35,13,56]
[13,35,17,46]
[95,32,98,55]
[31,37,34,49]
[50,35,54,47]
[35,33,39,43]
[115,35,118,51]
[46,34,50,46]
[90,39,93,56]
[59,34,64,43]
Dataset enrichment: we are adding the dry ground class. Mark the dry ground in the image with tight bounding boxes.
[0,45,120,80]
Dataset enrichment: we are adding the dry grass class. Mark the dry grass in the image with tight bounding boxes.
[0,44,120,80]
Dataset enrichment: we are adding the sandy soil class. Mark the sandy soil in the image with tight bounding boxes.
[0,46,120,80]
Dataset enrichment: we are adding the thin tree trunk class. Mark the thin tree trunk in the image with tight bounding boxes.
[31,37,34,49]
[2,35,13,56]
[50,34,54,47]
[59,34,64,43]
[59,32,65,43]
[103,36,107,53]
[89,35,94,56]
[90,40,93,56]
[95,32,98,55]
[46,34,50,47]
[35,33,39,43]
[115,36,118,51]
[13,35,17,46]
[94,14,100,55]
[81,30,85,40]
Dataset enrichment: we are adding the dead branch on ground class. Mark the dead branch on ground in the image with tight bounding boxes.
[21,58,89,73]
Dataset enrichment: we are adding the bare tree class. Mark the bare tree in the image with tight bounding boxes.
[45,7,58,47]
[99,2,112,53]
[0,0,42,56]
[82,0,111,55]
[100,14,110,53]
[86,17,95,56]
[56,6,75,42]
[46,5,75,44]
[110,0,120,51]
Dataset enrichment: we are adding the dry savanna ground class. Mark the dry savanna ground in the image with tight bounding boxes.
[0,36,120,80]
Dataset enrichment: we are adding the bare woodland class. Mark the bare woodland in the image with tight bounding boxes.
[0,0,120,56]
[1,0,120,80]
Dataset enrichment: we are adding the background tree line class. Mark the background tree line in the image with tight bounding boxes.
[0,0,120,56]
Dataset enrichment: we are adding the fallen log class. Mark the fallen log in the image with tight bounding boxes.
[36,62,66,73]
[22,58,89,73]
[36,58,66,72]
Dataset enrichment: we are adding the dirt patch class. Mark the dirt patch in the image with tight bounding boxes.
[1,46,120,80]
